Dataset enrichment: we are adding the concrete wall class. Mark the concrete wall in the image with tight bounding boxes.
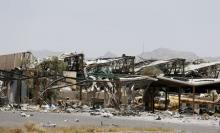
[63,71,77,90]
[0,52,34,70]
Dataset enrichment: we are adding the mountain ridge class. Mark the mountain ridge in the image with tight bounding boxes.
[139,48,199,61]
[30,48,220,62]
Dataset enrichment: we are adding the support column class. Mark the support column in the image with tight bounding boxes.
[152,93,155,113]
[178,88,181,113]
[213,92,215,112]
[17,78,22,104]
[192,86,195,115]
[165,88,168,110]
[152,88,155,113]
[143,88,149,111]
[79,86,82,100]
[16,70,22,104]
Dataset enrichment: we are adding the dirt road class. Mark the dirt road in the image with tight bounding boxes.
[0,111,219,133]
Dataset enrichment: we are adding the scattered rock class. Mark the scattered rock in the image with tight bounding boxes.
[66,108,74,113]
[20,112,30,118]
[75,119,79,122]
[165,110,173,116]
[90,112,101,116]
[20,112,26,117]
[173,112,183,118]
[155,116,161,120]
[81,105,90,112]
[101,112,113,118]
[43,122,56,128]
[112,124,119,127]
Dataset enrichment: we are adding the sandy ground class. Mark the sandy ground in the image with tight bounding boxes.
[0,111,219,133]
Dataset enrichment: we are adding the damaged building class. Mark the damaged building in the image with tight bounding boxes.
[135,58,220,114]
[41,53,220,115]
[0,52,36,105]
[1,50,220,117]
[57,54,157,109]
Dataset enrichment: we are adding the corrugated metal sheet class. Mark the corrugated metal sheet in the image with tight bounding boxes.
[185,61,220,72]
[156,76,220,87]
[0,52,34,70]
[135,60,169,72]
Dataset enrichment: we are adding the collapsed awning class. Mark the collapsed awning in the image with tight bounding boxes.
[154,76,220,88]
[119,76,158,82]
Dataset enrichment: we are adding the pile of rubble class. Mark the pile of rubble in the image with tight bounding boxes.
[0,102,141,118]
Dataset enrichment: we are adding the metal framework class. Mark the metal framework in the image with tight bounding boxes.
[160,58,185,77]
[64,53,85,79]
[88,54,135,76]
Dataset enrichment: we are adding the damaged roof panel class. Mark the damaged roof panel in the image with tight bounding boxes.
[135,60,169,72]
[155,76,220,88]
[119,76,158,82]
[185,61,220,72]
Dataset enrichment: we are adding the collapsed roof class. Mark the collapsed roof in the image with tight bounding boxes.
[185,61,220,72]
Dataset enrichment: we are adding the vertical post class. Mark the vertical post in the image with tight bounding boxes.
[34,76,40,104]
[79,86,82,100]
[193,86,195,115]
[16,70,22,104]
[165,88,168,110]
[212,92,215,112]
[182,60,185,76]
[152,88,155,113]
[178,88,181,113]
[174,62,177,75]
[143,88,149,111]
[116,80,122,105]
[132,57,135,74]
[152,94,155,113]
[17,78,22,104]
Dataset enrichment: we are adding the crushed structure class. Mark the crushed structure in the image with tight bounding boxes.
[0,51,220,119]
[0,52,36,105]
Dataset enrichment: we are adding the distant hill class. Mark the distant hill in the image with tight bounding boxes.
[202,56,220,62]
[31,50,63,59]
[139,48,199,61]
[99,51,117,58]
[30,48,220,62]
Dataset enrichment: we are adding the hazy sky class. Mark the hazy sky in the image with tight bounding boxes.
[0,0,220,57]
